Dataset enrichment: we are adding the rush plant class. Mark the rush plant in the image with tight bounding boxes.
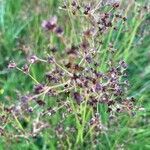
[0,0,148,149]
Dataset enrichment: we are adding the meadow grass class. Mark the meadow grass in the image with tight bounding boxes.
[0,0,150,149]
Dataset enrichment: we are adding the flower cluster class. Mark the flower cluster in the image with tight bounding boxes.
[3,0,139,147]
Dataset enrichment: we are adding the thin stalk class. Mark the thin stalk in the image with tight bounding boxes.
[16,67,40,84]
[54,61,73,77]
[12,113,24,132]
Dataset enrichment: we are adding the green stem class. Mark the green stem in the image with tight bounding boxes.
[16,67,40,84]
[13,113,24,132]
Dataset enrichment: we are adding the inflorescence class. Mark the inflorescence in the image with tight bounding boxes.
[1,0,141,146]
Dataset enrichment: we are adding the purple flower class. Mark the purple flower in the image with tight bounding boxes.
[28,107,33,113]
[34,84,45,94]
[113,2,120,8]
[73,92,82,104]
[85,55,92,63]
[71,1,77,7]
[95,83,102,92]
[119,60,128,69]
[21,95,29,103]
[28,55,38,64]
[47,56,55,63]
[42,16,57,31]
[95,72,103,78]
[22,64,29,74]
[55,26,64,36]
[84,4,91,15]
[36,99,46,106]
[8,61,17,69]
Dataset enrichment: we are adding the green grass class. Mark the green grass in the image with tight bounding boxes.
[0,0,150,149]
